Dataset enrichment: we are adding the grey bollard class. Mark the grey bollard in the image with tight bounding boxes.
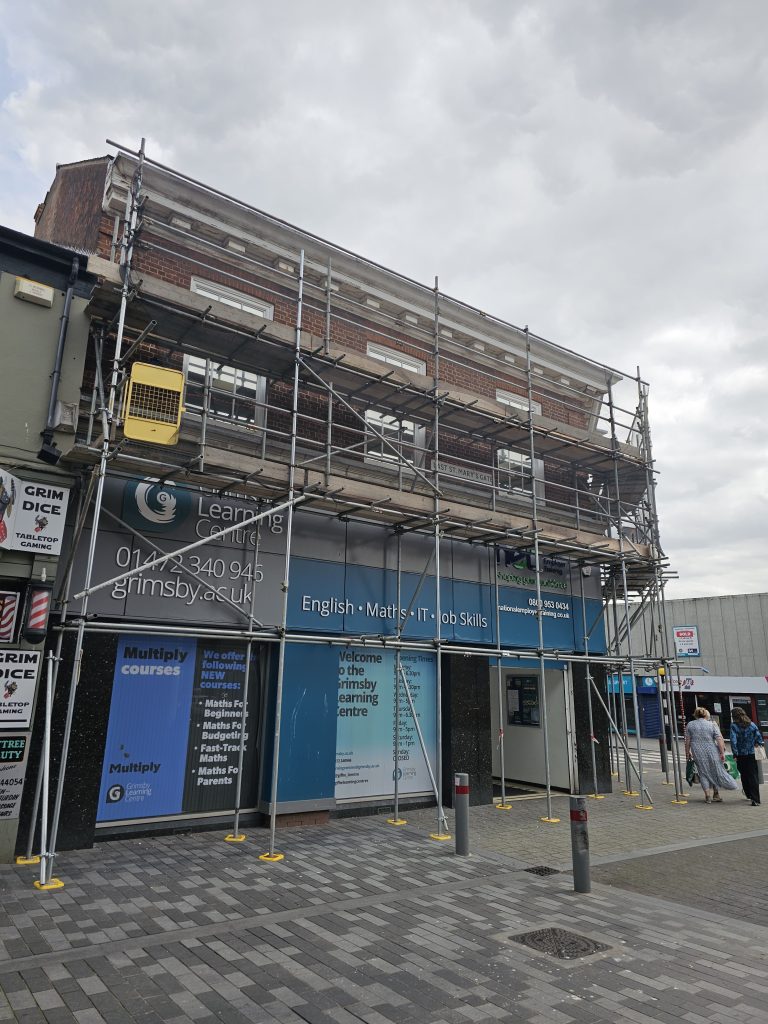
[658,735,669,773]
[569,796,591,893]
[454,773,470,856]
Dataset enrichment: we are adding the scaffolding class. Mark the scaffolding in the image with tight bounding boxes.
[25,139,681,879]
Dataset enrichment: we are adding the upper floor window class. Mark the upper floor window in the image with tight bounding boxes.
[367,342,426,376]
[190,276,274,321]
[185,355,266,429]
[497,448,533,493]
[496,448,545,499]
[496,388,542,416]
[364,409,426,468]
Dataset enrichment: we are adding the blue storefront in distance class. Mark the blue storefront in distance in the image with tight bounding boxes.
[609,674,660,737]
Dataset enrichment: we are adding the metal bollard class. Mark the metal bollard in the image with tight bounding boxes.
[454,773,470,856]
[658,735,669,774]
[569,796,591,893]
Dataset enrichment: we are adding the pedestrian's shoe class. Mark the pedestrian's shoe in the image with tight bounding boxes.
[704,796,712,803]
[712,794,723,802]
[752,800,759,806]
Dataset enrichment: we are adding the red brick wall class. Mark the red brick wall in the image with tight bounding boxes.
[50,168,593,495]
[35,159,112,254]
[124,231,588,430]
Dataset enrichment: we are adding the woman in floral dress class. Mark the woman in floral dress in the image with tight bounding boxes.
[685,707,738,803]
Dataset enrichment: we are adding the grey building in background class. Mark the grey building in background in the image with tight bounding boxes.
[641,593,768,740]
[661,593,768,676]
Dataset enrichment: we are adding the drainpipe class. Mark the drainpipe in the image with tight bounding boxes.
[38,256,79,465]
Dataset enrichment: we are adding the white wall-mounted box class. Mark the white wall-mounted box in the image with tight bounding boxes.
[14,277,54,308]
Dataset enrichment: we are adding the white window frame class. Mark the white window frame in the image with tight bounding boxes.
[496,388,542,416]
[496,447,545,499]
[367,342,426,376]
[190,276,274,321]
[184,355,267,429]
[364,409,426,469]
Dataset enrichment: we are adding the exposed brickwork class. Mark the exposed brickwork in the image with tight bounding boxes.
[40,158,598,503]
[34,158,112,254]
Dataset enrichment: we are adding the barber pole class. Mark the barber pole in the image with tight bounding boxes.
[22,583,53,644]
[0,592,19,642]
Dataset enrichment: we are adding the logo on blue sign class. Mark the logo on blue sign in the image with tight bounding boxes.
[122,478,192,533]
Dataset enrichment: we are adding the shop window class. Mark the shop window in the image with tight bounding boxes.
[184,356,266,429]
[367,342,426,376]
[756,696,768,732]
[364,409,426,468]
[506,675,540,727]
[190,276,274,320]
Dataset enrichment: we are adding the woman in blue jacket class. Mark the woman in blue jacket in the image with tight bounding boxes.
[730,706,765,806]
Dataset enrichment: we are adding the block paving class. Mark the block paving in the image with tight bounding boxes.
[1,763,767,1022]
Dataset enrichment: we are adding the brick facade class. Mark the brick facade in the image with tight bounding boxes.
[36,156,609,525]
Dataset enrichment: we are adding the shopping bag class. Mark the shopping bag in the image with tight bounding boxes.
[754,745,766,762]
[724,754,740,780]
[685,759,698,786]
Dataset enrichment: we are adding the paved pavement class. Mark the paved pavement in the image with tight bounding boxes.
[2,757,768,1023]
[592,835,768,928]
[401,754,767,868]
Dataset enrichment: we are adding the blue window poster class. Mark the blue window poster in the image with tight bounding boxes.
[335,648,436,801]
[97,635,257,822]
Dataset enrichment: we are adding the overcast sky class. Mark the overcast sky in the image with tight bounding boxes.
[1,1,765,599]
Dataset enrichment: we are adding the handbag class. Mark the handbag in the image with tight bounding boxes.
[686,759,698,786]
[755,745,766,761]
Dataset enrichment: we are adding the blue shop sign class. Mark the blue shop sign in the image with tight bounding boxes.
[608,673,657,695]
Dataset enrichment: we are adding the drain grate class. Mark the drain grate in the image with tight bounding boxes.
[524,865,560,876]
[512,927,609,960]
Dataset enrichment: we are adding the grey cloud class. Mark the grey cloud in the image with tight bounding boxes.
[1,0,767,596]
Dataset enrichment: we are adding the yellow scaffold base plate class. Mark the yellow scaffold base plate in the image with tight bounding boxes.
[634,804,654,811]
[15,855,41,865]
[495,803,513,811]
[661,781,675,785]
[386,818,407,826]
[259,852,285,862]
[610,772,620,778]
[429,833,452,841]
[540,817,560,824]
[587,794,606,800]
[622,790,640,797]
[224,834,246,843]
[33,878,64,891]
[671,798,688,805]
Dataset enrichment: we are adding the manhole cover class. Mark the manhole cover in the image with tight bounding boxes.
[524,866,560,876]
[512,927,609,960]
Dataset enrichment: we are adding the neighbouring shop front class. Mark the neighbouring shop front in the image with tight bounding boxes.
[608,673,662,737]
[675,675,768,737]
